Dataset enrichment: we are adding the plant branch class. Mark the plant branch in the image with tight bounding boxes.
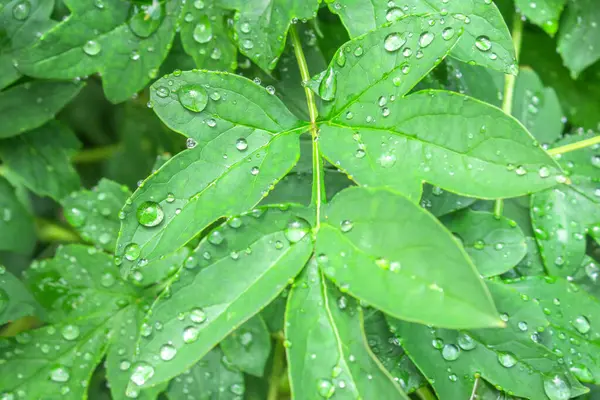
[548,135,600,155]
[416,386,437,400]
[496,13,524,218]
[267,338,286,400]
[36,219,81,243]
[72,144,121,163]
[290,25,324,230]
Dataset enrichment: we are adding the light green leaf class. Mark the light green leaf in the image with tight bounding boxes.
[180,0,237,71]
[516,0,566,35]
[363,309,426,394]
[17,0,181,103]
[420,184,476,217]
[0,0,56,89]
[0,177,36,255]
[513,68,564,145]
[441,209,527,277]
[221,315,271,377]
[506,276,600,384]
[572,256,600,301]
[316,187,501,329]
[0,80,84,138]
[327,0,516,74]
[165,347,245,400]
[218,0,320,71]
[0,266,45,325]
[531,133,600,277]
[389,281,588,399]
[129,206,313,388]
[116,71,307,276]
[557,0,600,77]
[286,258,407,400]
[0,121,81,201]
[62,179,131,252]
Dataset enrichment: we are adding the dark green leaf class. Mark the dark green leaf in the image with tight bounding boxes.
[316,187,501,329]
[0,176,36,255]
[218,0,320,71]
[221,315,271,377]
[61,179,131,252]
[572,256,600,300]
[443,59,503,107]
[0,266,45,325]
[515,236,546,277]
[441,209,527,277]
[557,0,600,77]
[117,71,307,276]
[516,0,566,35]
[0,121,80,201]
[0,80,83,138]
[18,0,181,103]
[286,259,407,399]
[129,206,313,388]
[420,184,476,217]
[327,0,517,73]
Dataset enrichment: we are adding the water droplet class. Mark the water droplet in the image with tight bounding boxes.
[543,374,571,400]
[50,366,70,382]
[130,363,155,386]
[518,321,528,331]
[572,315,591,334]
[65,207,86,227]
[178,84,208,113]
[475,35,492,52]
[497,352,517,368]
[354,46,363,57]
[355,148,366,158]
[570,364,593,383]
[336,49,346,67]
[457,333,476,350]
[441,344,460,361]
[442,27,455,40]
[186,138,197,149]
[136,201,164,227]
[384,32,407,52]
[128,3,164,38]
[235,138,248,151]
[250,166,260,176]
[318,68,337,101]
[538,166,550,178]
[193,16,213,43]
[385,7,404,22]
[12,1,31,20]
[61,325,80,341]
[155,86,170,98]
[284,218,311,243]
[183,326,200,343]
[160,344,177,361]
[242,39,254,49]
[317,379,335,398]
[515,165,527,176]
[190,307,207,323]
[340,220,353,232]
[378,152,397,168]
[124,243,141,261]
[419,32,435,48]
[432,338,444,349]
[82,40,101,56]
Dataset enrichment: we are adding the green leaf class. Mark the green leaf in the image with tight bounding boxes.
[443,59,503,107]
[285,258,407,400]
[17,0,181,103]
[515,236,546,277]
[165,347,245,399]
[441,209,527,278]
[0,121,81,201]
[513,68,565,145]
[363,309,426,393]
[129,206,313,388]
[389,281,588,399]
[531,133,600,277]
[0,176,36,255]
[572,256,600,300]
[420,184,476,217]
[0,266,45,325]
[180,0,237,71]
[0,80,84,138]
[506,276,600,384]
[221,315,271,377]
[515,0,566,35]
[316,187,501,329]
[0,0,56,89]
[116,70,307,276]
[327,0,516,74]
[62,179,131,252]
[557,0,600,77]
[218,0,320,71]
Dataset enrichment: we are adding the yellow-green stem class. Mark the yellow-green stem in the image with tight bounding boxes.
[267,338,286,400]
[290,25,324,230]
[72,144,121,163]
[495,13,524,218]
[548,135,600,155]
[416,386,437,400]
[36,219,81,243]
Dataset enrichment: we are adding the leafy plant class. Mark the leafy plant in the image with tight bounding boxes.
[0,0,599,399]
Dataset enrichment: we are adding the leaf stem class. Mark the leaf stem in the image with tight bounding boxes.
[416,386,437,400]
[495,13,524,217]
[547,135,600,155]
[290,25,324,229]
[72,144,121,164]
[267,338,286,400]
[36,219,81,243]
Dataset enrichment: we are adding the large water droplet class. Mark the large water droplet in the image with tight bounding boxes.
[50,366,70,382]
[570,364,593,383]
[385,7,404,22]
[340,220,353,232]
[441,344,460,361]
[136,201,164,227]
[178,84,208,113]
[442,27,455,40]
[128,3,164,38]
[572,315,591,334]
[457,333,476,350]
[284,218,311,243]
[419,32,435,48]
[497,352,517,368]
[193,16,213,43]
[317,379,335,398]
[475,35,492,52]
[318,68,337,101]
[61,325,80,341]
[130,363,155,386]
[65,207,86,228]
[124,243,141,261]
[82,40,101,56]
[101,272,116,287]
[12,1,31,20]
[208,230,224,245]
[190,307,207,323]
[183,326,200,343]
[543,375,571,400]
[160,344,177,361]
[384,32,407,52]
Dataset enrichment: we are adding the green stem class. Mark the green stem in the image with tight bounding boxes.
[0,316,40,337]
[36,219,81,243]
[72,144,121,163]
[267,338,286,400]
[290,25,324,230]
[548,135,600,155]
[416,386,437,400]
[495,13,524,218]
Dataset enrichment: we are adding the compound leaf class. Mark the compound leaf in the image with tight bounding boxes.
[441,209,527,278]
[116,71,307,277]
[0,80,83,138]
[220,315,271,377]
[129,206,313,388]
[327,0,516,74]
[286,258,407,400]
[0,121,81,201]
[316,187,501,329]
[18,0,181,103]
[557,0,600,77]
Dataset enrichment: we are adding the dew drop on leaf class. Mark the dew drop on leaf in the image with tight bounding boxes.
[186,138,197,149]
[130,363,155,386]
[190,307,207,323]
[318,68,337,101]
[193,16,213,44]
[418,32,435,48]
[431,338,444,349]
[128,2,164,38]
[50,365,70,382]
[12,0,31,20]
[475,35,492,52]
[441,344,460,361]
[336,49,346,67]
[61,324,80,341]
[383,32,407,52]
[82,40,101,56]
[569,364,593,383]
[159,344,177,361]
[178,84,209,113]
[457,333,476,350]
[100,272,116,287]
[284,218,311,243]
[497,352,517,368]
[136,201,164,227]
[155,86,170,98]
[65,207,86,227]
[385,7,404,22]
[317,379,335,398]
[340,219,353,233]
[543,375,571,400]
[208,230,224,245]
[124,243,141,261]
[572,315,591,334]
[183,326,200,343]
